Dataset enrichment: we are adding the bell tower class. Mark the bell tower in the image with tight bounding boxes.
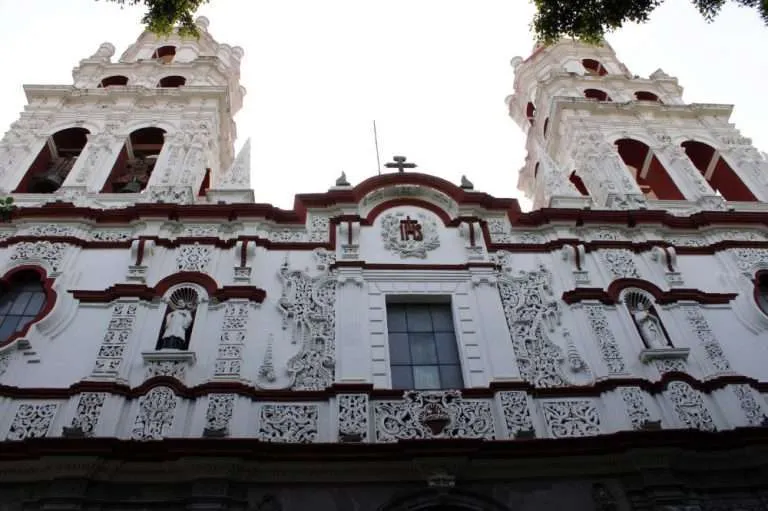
[507,39,768,211]
[0,16,248,205]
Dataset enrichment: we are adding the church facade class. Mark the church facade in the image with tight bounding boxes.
[0,18,768,511]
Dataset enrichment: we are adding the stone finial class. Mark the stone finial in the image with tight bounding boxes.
[195,16,210,31]
[89,42,115,62]
[335,171,350,187]
[218,139,251,188]
[649,68,670,80]
[460,175,474,190]
[510,56,523,70]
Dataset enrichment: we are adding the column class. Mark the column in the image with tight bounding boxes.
[654,143,717,202]
[60,131,124,192]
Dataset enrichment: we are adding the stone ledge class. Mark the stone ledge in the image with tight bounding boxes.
[141,350,197,364]
[639,347,690,363]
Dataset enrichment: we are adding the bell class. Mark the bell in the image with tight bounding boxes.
[30,169,65,193]
[118,178,143,193]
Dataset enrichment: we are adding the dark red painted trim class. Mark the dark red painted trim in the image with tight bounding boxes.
[0,373,763,401]
[562,279,737,305]
[1,427,768,462]
[0,265,57,349]
[71,272,266,304]
[331,262,497,271]
[365,199,455,226]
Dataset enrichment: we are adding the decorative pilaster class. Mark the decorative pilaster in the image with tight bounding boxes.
[335,268,367,382]
[61,126,123,192]
[212,301,249,379]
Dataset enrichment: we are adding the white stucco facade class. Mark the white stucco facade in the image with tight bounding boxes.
[0,19,767,456]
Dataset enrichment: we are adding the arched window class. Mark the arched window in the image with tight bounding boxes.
[102,127,165,193]
[635,91,661,103]
[582,58,607,76]
[615,138,684,200]
[152,45,176,64]
[569,171,589,196]
[584,89,611,102]
[526,102,536,126]
[0,270,48,343]
[157,76,186,88]
[624,289,672,349]
[681,140,757,201]
[98,75,129,88]
[157,287,199,350]
[15,127,89,193]
[755,272,768,316]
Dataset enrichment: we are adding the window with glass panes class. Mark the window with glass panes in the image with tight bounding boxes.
[0,272,47,343]
[387,302,463,390]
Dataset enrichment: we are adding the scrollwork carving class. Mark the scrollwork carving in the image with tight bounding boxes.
[497,264,579,387]
[176,243,212,272]
[11,241,68,273]
[600,249,640,279]
[92,302,137,376]
[338,394,368,442]
[373,390,495,442]
[7,403,58,441]
[620,387,652,430]
[667,381,716,431]
[682,306,730,372]
[258,404,318,443]
[70,392,106,436]
[584,305,626,374]
[278,259,336,390]
[380,211,440,259]
[733,384,765,426]
[204,393,235,434]
[498,391,534,437]
[131,386,177,440]
[541,399,601,438]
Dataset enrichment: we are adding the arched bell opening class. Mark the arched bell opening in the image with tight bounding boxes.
[102,127,165,193]
[681,140,757,201]
[15,127,89,193]
[582,58,607,76]
[569,171,589,196]
[584,88,611,102]
[152,45,176,64]
[635,90,662,103]
[157,75,186,88]
[98,75,129,88]
[615,138,684,200]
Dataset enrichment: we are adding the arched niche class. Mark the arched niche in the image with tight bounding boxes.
[102,127,166,193]
[157,75,186,88]
[152,45,176,64]
[99,75,129,87]
[615,138,684,200]
[681,140,757,201]
[584,88,611,102]
[15,127,89,193]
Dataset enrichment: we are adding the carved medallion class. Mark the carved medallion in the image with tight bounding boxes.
[381,211,440,259]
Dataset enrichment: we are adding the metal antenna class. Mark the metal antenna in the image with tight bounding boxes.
[373,120,382,175]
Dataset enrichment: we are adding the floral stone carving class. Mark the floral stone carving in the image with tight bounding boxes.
[68,392,107,437]
[145,360,187,381]
[620,387,653,430]
[584,305,626,374]
[497,263,581,387]
[131,386,177,440]
[258,404,319,443]
[204,393,235,436]
[733,384,766,427]
[682,306,730,373]
[7,403,58,441]
[176,243,212,272]
[541,399,601,438]
[666,381,716,431]
[380,211,440,259]
[498,391,535,438]
[373,390,495,442]
[600,249,640,279]
[278,251,337,390]
[11,241,68,273]
[337,394,369,442]
[214,302,249,378]
[92,302,138,376]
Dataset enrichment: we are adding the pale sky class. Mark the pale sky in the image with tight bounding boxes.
[0,0,766,210]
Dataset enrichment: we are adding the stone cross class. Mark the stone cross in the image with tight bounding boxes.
[385,155,417,173]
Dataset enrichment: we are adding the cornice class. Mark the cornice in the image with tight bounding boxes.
[562,278,738,305]
[0,372,763,401]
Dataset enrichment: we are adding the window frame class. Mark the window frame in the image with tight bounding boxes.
[0,266,55,347]
[385,296,465,391]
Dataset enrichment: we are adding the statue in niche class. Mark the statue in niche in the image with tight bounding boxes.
[632,302,669,349]
[157,288,198,350]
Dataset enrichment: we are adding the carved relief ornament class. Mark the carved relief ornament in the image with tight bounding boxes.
[380,211,440,259]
